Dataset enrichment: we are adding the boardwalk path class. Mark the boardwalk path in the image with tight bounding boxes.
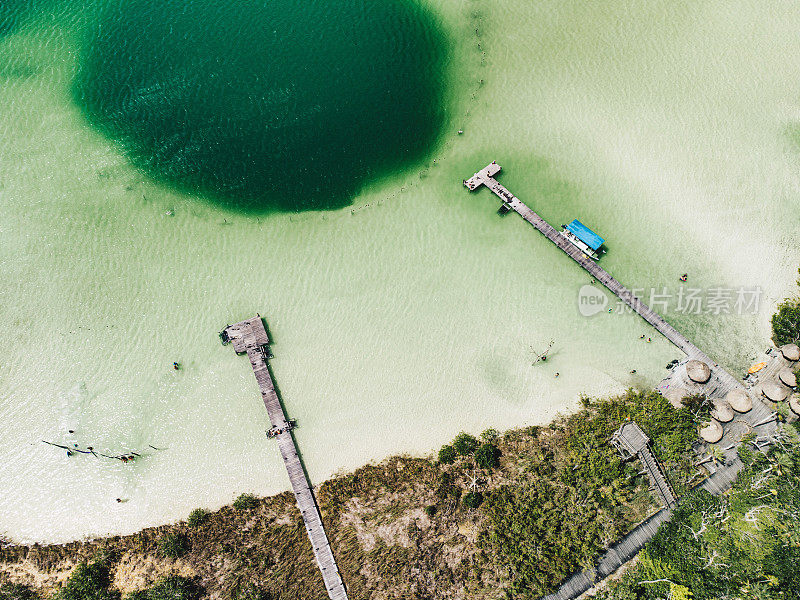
[222,317,348,600]
[466,162,742,392]
[611,423,677,508]
[466,163,778,600]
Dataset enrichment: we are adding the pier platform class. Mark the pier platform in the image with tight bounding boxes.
[221,317,348,600]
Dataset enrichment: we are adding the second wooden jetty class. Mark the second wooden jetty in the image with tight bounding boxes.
[465,162,743,393]
[221,317,348,600]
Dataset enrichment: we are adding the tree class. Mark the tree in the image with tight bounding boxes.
[453,432,479,456]
[437,444,457,464]
[475,442,500,470]
[59,560,120,600]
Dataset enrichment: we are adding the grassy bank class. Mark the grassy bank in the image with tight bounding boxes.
[1,390,703,600]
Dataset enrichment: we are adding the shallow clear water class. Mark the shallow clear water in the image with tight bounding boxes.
[1,0,799,543]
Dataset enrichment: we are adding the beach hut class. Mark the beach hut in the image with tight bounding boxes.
[699,419,723,443]
[790,395,800,417]
[711,400,734,423]
[687,359,711,384]
[779,368,797,388]
[781,343,800,362]
[726,388,752,413]
[761,381,789,403]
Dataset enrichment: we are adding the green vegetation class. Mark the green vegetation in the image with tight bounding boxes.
[58,559,119,600]
[437,444,457,464]
[158,533,189,559]
[232,493,259,511]
[463,491,483,509]
[452,432,479,456]
[481,389,697,597]
[0,584,38,600]
[187,508,209,527]
[771,269,800,346]
[599,426,800,600]
[125,577,201,600]
[480,428,500,443]
[474,442,500,470]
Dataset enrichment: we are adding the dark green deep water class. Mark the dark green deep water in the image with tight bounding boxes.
[74,0,447,212]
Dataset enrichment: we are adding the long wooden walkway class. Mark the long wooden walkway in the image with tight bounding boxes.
[465,163,742,388]
[221,317,348,600]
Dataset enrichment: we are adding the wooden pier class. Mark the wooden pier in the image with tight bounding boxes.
[465,163,740,387]
[221,317,348,600]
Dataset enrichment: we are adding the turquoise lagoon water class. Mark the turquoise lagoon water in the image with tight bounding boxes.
[0,0,799,542]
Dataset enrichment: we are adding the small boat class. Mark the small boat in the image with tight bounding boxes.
[747,361,767,374]
[560,219,605,260]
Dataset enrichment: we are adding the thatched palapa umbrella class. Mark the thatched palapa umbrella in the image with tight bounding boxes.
[790,395,800,417]
[699,419,723,443]
[687,359,711,384]
[665,387,688,409]
[711,400,734,423]
[781,343,799,362]
[726,388,752,413]
[762,381,789,403]
[778,368,797,388]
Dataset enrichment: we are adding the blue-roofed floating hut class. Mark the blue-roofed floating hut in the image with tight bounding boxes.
[560,219,605,259]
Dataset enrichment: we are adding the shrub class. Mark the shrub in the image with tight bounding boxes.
[125,577,201,600]
[480,428,499,443]
[187,508,209,527]
[158,532,189,559]
[463,491,483,509]
[437,444,457,464]
[233,493,259,510]
[424,505,437,517]
[59,560,120,600]
[475,442,500,470]
[771,273,800,346]
[0,584,38,600]
[453,432,479,456]
[436,473,459,501]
